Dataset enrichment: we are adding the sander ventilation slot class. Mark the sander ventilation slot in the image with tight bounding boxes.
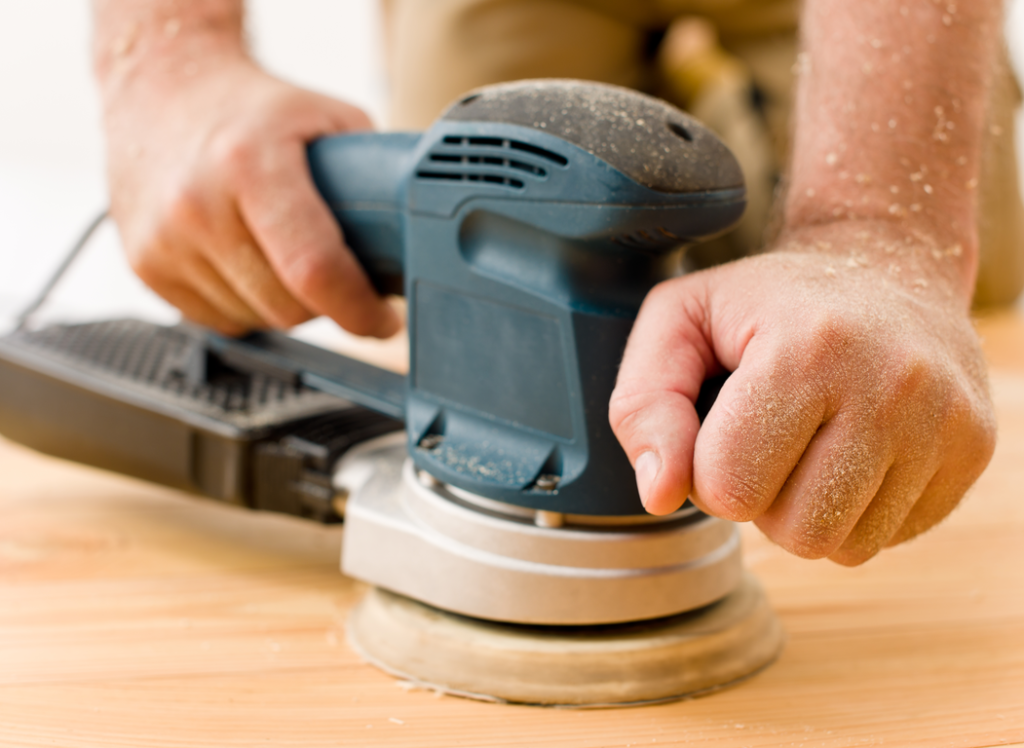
[611,226,685,251]
[416,135,568,190]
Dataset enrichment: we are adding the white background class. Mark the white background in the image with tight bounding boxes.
[1,1,1022,329]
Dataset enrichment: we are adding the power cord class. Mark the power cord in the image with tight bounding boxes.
[13,209,109,333]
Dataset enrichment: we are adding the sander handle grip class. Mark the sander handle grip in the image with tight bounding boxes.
[307,132,421,296]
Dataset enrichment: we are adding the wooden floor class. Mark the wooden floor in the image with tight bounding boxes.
[1,311,1023,747]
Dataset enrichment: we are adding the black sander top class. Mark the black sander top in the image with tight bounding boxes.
[442,78,744,194]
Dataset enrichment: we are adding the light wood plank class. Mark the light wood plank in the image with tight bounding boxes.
[0,311,1021,746]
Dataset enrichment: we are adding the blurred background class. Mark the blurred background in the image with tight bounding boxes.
[1,0,1023,330]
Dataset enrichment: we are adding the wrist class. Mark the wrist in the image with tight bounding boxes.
[783,148,981,269]
[93,0,248,102]
[772,218,977,309]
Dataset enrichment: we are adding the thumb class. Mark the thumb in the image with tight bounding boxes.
[609,276,717,515]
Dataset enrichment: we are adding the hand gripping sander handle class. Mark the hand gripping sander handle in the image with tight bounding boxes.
[0,80,744,521]
[297,79,745,516]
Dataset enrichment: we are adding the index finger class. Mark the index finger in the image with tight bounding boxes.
[236,141,401,338]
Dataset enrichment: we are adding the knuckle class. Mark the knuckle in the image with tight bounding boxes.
[886,348,939,402]
[804,310,858,365]
[164,184,207,229]
[129,251,160,285]
[779,531,835,560]
[800,511,855,557]
[210,131,256,183]
[126,236,168,285]
[890,358,995,463]
[697,465,769,521]
[642,276,704,323]
[607,387,649,435]
[643,279,677,309]
[760,513,847,561]
[280,251,334,300]
[936,390,974,435]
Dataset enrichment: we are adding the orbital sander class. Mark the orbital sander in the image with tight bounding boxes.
[0,80,782,706]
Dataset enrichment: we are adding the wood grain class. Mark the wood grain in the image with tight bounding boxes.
[0,311,1022,746]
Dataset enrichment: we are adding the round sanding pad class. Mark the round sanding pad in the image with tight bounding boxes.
[348,573,783,706]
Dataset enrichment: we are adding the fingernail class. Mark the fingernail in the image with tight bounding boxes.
[635,451,661,509]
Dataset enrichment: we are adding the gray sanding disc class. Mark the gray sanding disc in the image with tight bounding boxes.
[347,573,783,707]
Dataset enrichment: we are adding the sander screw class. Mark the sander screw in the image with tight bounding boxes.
[418,434,444,450]
[534,510,565,528]
[535,474,560,492]
[331,488,350,518]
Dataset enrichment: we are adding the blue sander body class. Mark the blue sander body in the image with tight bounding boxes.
[307,79,745,516]
[0,80,749,626]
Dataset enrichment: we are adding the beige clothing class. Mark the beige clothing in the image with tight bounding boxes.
[383,0,1023,307]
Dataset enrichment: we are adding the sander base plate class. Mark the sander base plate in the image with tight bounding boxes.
[347,572,783,707]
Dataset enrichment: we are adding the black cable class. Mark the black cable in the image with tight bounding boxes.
[14,209,109,333]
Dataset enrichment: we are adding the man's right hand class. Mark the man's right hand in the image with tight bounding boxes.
[99,49,401,338]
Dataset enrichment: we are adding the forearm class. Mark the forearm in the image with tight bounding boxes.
[92,0,248,97]
[784,0,1004,305]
